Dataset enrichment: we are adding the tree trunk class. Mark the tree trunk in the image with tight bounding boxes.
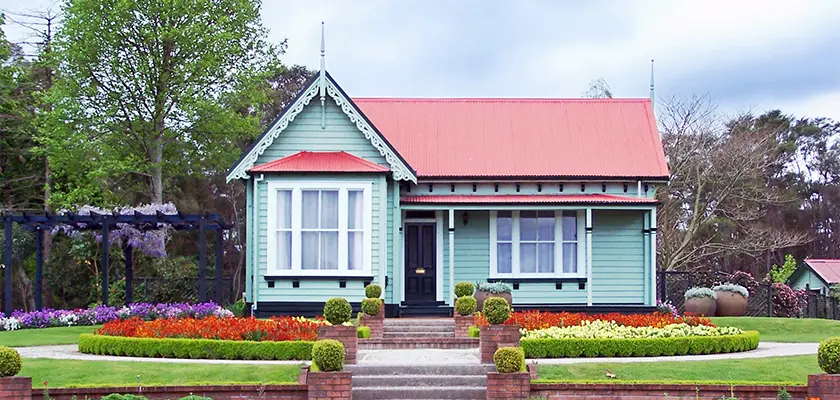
[149,135,163,204]
[16,265,36,311]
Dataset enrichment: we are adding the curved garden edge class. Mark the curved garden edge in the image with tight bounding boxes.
[77,334,313,361]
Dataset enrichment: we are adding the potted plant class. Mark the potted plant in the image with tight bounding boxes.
[809,337,840,399]
[479,297,519,364]
[683,287,717,316]
[308,339,352,399]
[360,284,384,338]
[0,346,29,398]
[475,281,513,312]
[318,298,358,364]
[713,283,749,316]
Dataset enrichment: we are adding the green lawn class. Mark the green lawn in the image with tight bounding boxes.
[20,358,302,388]
[0,326,100,347]
[711,317,840,342]
[536,355,818,385]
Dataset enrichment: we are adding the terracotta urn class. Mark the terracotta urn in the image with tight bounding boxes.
[684,297,716,316]
[475,290,513,312]
[715,291,748,316]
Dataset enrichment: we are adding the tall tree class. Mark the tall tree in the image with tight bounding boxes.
[582,78,613,98]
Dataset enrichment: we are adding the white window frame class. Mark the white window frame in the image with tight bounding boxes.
[266,181,373,276]
[489,210,586,279]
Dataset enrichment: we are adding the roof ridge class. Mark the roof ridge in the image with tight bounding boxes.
[352,97,652,103]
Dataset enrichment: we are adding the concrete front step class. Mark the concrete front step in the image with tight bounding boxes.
[383,325,454,333]
[384,318,454,327]
[347,364,492,375]
[351,386,486,400]
[352,375,486,387]
[383,332,454,338]
[359,338,478,349]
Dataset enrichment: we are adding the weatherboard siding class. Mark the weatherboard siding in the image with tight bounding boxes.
[591,210,646,304]
[791,269,827,294]
[401,182,658,199]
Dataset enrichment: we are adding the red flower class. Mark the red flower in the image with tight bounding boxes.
[96,316,325,341]
[472,310,713,330]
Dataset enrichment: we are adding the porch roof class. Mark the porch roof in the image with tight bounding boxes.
[400,194,658,205]
[250,151,390,173]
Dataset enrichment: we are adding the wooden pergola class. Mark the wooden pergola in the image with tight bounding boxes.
[2,212,232,316]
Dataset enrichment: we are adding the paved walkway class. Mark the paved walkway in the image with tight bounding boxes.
[13,342,817,365]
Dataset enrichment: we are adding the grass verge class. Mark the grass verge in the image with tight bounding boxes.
[711,317,840,342]
[0,326,100,347]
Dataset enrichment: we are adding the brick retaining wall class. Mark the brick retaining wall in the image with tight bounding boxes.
[316,325,357,364]
[31,384,308,400]
[530,383,807,400]
[479,324,521,364]
[0,377,32,400]
[306,371,351,400]
[809,374,840,400]
[454,315,472,338]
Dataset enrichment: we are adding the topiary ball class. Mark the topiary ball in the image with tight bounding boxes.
[361,298,382,316]
[818,337,840,374]
[493,347,524,373]
[454,282,475,298]
[0,346,22,377]
[312,339,345,372]
[455,295,477,316]
[365,284,382,299]
[483,297,511,325]
[323,298,352,325]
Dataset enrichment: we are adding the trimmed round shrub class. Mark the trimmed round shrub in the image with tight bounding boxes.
[483,297,511,325]
[365,284,382,299]
[0,346,22,377]
[324,298,352,325]
[818,337,840,374]
[312,339,345,372]
[361,298,382,316]
[455,296,477,316]
[454,282,475,298]
[494,347,525,373]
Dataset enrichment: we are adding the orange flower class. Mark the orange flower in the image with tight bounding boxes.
[473,310,713,330]
[96,316,325,341]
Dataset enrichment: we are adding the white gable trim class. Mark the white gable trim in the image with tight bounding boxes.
[226,74,417,183]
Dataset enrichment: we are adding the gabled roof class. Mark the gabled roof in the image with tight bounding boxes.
[400,194,658,205]
[250,151,389,173]
[803,259,840,284]
[354,98,669,180]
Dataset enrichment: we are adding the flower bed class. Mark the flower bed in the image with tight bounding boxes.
[0,303,232,331]
[78,334,313,360]
[522,321,742,339]
[96,316,324,341]
[473,310,713,331]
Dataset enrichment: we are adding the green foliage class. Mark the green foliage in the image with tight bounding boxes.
[108,278,150,307]
[684,287,716,300]
[179,395,212,400]
[311,340,345,372]
[150,257,199,303]
[477,281,514,294]
[520,331,760,358]
[455,296,477,316]
[483,297,511,324]
[361,298,382,316]
[100,395,148,400]
[357,326,370,339]
[364,284,382,299]
[769,254,798,284]
[468,326,480,338]
[776,387,792,400]
[455,282,475,298]
[818,337,840,374]
[323,298,352,325]
[494,347,525,373]
[227,298,248,317]
[77,334,312,360]
[0,346,22,377]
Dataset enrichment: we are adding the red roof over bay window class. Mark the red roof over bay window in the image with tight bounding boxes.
[250,151,389,173]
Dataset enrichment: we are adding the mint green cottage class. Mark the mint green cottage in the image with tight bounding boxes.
[227,70,670,317]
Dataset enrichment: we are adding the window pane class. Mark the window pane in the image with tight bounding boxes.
[520,243,537,273]
[348,190,364,230]
[497,212,512,241]
[302,191,319,229]
[348,231,363,270]
[520,211,537,241]
[277,231,292,270]
[321,190,339,229]
[538,214,555,241]
[563,243,577,273]
[320,232,339,270]
[563,211,578,241]
[538,243,555,273]
[497,243,512,273]
[301,232,319,269]
[277,190,292,229]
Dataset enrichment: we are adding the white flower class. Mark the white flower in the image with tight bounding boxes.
[1,317,21,331]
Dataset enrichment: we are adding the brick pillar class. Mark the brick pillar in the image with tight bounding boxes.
[808,374,840,400]
[479,324,521,364]
[307,371,352,400]
[454,315,473,338]
[486,372,530,400]
[0,377,32,400]
[360,307,384,339]
[317,325,358,365]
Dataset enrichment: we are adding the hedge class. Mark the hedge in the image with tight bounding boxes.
[521,330,759,358]
[78,334,313,360]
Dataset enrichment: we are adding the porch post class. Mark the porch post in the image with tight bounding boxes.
[448,208,455,307]
[435,211,444,303]
[378,178,387,291]
[650,207,658,304]
[642,212,651,306]
[392,183,402,305]
[585,208,593,306]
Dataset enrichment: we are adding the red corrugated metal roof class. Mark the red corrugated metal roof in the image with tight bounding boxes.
[400,194,658,204]
[250,151,390,173]
[804,259,840,284]
[353,98,669,179]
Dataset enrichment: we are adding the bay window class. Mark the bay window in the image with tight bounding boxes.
[490,210,584,278]
[266,181,372,276]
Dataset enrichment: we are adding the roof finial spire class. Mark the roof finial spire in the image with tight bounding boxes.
[649,59,655,110]
[319,22,326,129]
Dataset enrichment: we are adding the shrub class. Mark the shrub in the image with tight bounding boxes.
[365,284,382,299]
[357,326,371,339]
[77,334,313,360]
[727,271,760,294]
[324,298,352,325]
[772,283,807,317]
[484,297,511,325]
[226,298,248,317]
[712,283,749,298]
[684,287,716,300]
[0,346,22,377]
[179,396,212,400]
[455,282,475,298]
[493,347,525,373]
[312,339,345,372]
[150,256,200,303]
[473,310,712,330]
[101,395,148,400]
[768,254,797,284]
[455,296,477,316]
[361,298,382,316]
[818,337,840,374]
[477,281,513,294]
[468,326,480,338]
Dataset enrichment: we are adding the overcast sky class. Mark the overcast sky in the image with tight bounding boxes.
[4,0,840,120]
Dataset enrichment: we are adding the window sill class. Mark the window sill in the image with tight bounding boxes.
[264,275,375,281]
[487,277,587,284]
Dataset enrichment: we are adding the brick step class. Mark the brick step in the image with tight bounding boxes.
[384,318,454,327]
[382,332,454,338]
[359,338,479,349]
[383,325,454,333]
[352,375,486,388]
[347,364,492,375]
[351,386,486,400]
